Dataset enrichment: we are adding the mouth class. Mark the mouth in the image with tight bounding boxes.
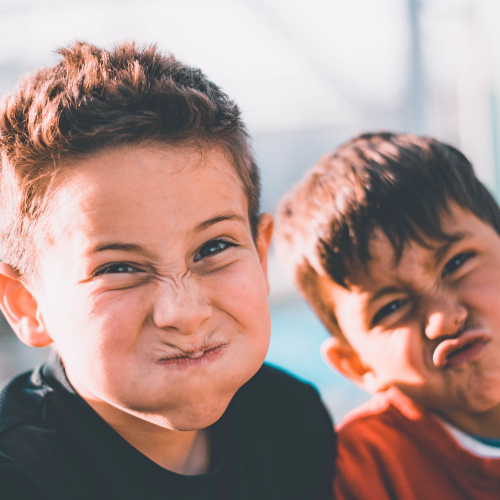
[432,329,490,369]
[157,342,228,370]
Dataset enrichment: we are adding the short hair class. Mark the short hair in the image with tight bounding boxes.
[0,41,260,280]
[275,132,500,331]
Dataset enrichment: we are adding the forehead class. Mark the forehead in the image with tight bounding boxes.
[347,231,432,293]
[44,145,248,248]
[330,205,491,298]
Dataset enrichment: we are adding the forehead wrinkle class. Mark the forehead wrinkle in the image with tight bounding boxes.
[365,225,464,280]
[390,249,436,294]
[372,246,453,300]
[346,240,434,301]
[402,231,467,277]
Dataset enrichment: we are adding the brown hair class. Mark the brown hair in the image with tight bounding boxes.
[275,132,500,332]
[0,41,260,280]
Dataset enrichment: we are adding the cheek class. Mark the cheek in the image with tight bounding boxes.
[88,288,147,329]
[205,261,271,341]
[354,327,426,380]
[461,269,500,322]
[386,328,425,371]
[47,287,146,366]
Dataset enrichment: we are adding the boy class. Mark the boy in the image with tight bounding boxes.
[275,132,500,499]
[0,41,335,499]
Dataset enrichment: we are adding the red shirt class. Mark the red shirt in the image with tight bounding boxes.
[334,387,500,499]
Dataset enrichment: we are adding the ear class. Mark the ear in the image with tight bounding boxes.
[0,263,52,347]
[255,213,274,292]
[321,336,371,389]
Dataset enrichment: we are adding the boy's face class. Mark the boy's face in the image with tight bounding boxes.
[321,205,500,422]
[16,145,272,430]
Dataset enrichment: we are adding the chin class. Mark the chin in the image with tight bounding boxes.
[464,389,500,413]
[167,402,229,431]
[465,370,500,412]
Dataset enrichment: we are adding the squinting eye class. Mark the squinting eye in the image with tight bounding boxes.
[372,299,408,326]
[442,252,474,277]
[94,263,139,276]
[194,239,235,262]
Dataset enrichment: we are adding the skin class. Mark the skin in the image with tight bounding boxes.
[0,145,273,474]
[320,205,500,437]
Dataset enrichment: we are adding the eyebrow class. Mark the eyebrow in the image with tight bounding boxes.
[88,212,246,255]
[90,242,146,254]
[427,231,469,271]
[370,285,406,302]
[194,212,246,233]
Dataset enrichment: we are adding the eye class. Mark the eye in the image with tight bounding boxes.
[372,299,408,326]
[194,239,236,262]
[442,252,474,278]
[94,263,140,276]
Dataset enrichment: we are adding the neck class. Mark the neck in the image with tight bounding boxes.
[81,396,211,475]
[438,403,500,439]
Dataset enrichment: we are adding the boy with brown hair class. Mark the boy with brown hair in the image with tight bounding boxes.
[275,132,500,499]
[0,41,335,500]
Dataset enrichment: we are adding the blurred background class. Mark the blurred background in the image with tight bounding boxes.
[0,0,499,422]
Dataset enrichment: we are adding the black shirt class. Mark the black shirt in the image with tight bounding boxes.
[0,355,335,499]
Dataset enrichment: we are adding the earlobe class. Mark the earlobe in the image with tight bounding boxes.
[321,336,371,388]
[255,213,274,291]
[0,263,52,347]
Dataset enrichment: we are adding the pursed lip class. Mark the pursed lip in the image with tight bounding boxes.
[432,329,490,369]
[156,341,228,370]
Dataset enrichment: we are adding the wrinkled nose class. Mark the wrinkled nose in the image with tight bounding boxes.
[153,279,212,335]
[424,296,467,340]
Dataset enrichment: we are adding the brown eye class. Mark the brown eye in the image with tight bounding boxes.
[94,263,139,276]
[372,299,408,326]
[442,253,474,278]
[194,239,236,262]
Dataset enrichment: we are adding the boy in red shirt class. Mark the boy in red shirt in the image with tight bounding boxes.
[275,132,500,499]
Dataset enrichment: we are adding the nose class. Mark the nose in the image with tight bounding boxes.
[424,295,467,340]
[152,277,212,335]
